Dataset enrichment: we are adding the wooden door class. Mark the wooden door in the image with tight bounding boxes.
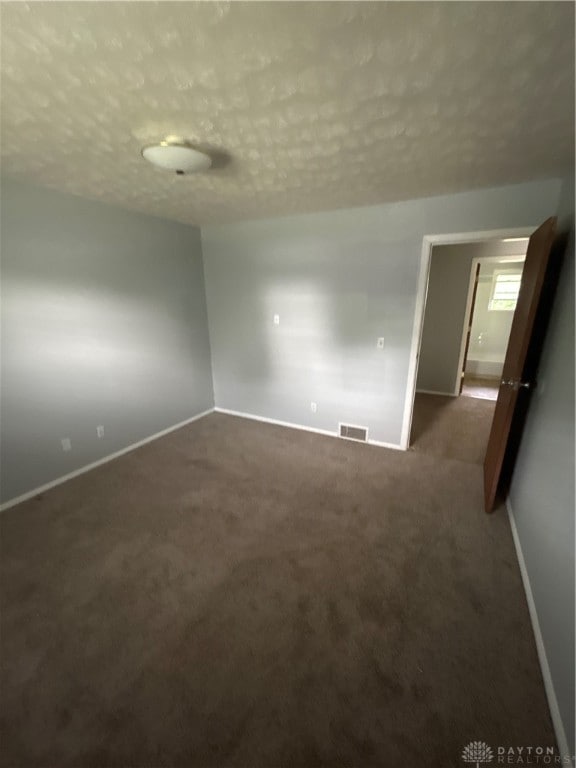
[483,217,557,513]
[459,263,481,394]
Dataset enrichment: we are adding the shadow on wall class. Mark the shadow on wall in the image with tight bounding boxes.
[2,275,206,412]
[1,269,213,502]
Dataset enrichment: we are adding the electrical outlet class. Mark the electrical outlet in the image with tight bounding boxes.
[274,314,280,325]
[61,438,72,452]
[310,402,317,413]
[377,337,385,349]
[97,425,104,438]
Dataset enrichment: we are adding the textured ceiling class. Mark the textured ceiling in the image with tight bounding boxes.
[0,1,574,225]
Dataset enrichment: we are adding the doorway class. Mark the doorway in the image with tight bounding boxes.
[406,239,528,463]
[400,229,534,458]
[460,253,527,402]
[402,220,558,512]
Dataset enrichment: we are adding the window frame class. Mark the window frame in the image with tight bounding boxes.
[488,268,523,312]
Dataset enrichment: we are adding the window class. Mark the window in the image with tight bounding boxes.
[488,269,522,311]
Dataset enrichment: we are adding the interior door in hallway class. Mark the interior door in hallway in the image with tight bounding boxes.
[484,217,557,513]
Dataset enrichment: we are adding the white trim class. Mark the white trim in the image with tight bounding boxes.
[400,235,433,449]
[215,407,335,437]
[214,408,402,451]
[415,228,534,247]
[368,438,403,450]
[0,408,215,513]
[400,226,536,451]
[415,389,458,397]
[506,498,573,766]
[470,254,527,265]
[464,360,504,378]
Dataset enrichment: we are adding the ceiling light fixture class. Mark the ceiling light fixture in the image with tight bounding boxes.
[141,139,211,175]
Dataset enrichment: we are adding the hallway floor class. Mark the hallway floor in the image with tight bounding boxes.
[410,392,496,464]
[461,374,500,401]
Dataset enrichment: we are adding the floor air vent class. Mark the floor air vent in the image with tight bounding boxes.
[339,423,368,442]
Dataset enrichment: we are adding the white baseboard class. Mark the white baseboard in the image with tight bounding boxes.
[506,498,573,766]
[0,408,215,513]
[214,407,403,451]
[465,359,504,377]
[368,438,403,450]
[416,389,458,397]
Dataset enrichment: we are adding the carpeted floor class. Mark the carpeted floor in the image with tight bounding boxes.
[0,401,555,767]
[410,392,496,464]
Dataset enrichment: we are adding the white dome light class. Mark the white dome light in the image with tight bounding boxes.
[141,141,212,174]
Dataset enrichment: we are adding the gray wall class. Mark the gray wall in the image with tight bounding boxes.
[417,245,474,394]
[509,173,575,756]
[418,240,527,394]
[1,179,214,504]
[203,179,561,445]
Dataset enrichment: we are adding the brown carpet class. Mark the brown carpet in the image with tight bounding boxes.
[411,392,496,464]
[0,407,555,767]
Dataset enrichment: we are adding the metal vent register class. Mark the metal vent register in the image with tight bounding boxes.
[339,424,368,442]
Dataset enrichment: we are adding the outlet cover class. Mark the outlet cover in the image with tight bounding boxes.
[310,402,317,413]
[274,314,280,325]
[97,426,104,438]
[61,438,72,452]
[377,337,385,349]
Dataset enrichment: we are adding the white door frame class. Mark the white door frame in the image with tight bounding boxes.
[399,227,536,451]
